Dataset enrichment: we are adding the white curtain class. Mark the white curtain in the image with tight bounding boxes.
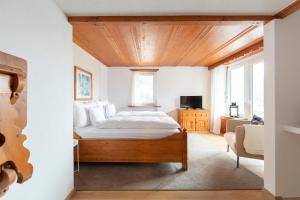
[131,72,137,106]
[210,66,227,134]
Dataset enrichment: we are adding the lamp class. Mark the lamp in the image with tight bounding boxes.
[229,102,239,118]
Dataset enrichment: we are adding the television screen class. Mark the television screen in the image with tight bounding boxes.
[180,96,202,109]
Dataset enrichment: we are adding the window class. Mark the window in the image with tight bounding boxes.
[229,66,245,116]
[252,62,264,117]
[132,72,157,106]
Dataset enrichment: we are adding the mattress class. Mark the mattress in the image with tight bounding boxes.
[75,126,180,139]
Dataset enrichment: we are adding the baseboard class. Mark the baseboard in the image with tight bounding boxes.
[263,188,282,200]
[64,188,76,200]
[263,188,300,200]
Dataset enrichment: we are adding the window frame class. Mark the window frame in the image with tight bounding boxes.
[251,60,264,118]
[227,53,264,119]
[131,70,158,107]
[228,64,246,117]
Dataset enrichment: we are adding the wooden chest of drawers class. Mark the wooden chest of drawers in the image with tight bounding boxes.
[178,109,209,132]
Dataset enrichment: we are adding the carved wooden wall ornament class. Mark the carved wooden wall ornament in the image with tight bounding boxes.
[0,51,33,196]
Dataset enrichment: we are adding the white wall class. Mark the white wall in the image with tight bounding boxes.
[73,43,108,101]
[264,21,277,196]
[264,10,300,198]
[0,0,73,200]
[108,67,210,119]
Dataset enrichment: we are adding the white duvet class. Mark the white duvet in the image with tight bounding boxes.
[95,114,180,129]
[116,111,167,117]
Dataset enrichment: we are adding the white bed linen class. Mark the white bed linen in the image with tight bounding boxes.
[95,115,180,129]
[116,111,167,117]
[75,126,180,139]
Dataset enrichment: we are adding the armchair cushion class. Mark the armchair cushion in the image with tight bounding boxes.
[243,124,264,155]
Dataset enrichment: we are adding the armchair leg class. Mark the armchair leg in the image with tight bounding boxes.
[227,144,229,152]
[236,156,240,168]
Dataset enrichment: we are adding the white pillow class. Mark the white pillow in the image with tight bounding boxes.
[97,100,109,107]
[73,102,90,128]
[89,105,106,126]
[105,104,116,118]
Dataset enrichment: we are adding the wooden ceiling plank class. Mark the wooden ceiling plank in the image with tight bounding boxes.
[175,25,213,66]
[194,25,258,65]
[203,26,263,66]
[105,24,138,66]
[179,25,250,66]
[130,25,142,66]
[157,25,184,66]
[72,22,264,67]
[208,39,264,69]
[73,28,112,66]
[101,25,131,66]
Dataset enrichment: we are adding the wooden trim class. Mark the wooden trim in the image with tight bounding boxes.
[74,66,93,101]
[263,188,283,200]
[274,0,300,19]
[130,69,159,72]
[208,39,263,69]
[64,188,76,200]
[68,16,272,25]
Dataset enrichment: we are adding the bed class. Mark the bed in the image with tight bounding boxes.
[73,108,188,171]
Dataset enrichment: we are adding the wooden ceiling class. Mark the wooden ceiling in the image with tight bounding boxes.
[70,17,264,67]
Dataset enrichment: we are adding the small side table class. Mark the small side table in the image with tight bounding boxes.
[73,139,79,172]
[220,116,232,135]
[220,116,248,135]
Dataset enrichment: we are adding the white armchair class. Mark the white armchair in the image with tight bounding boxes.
[224,119,264,168]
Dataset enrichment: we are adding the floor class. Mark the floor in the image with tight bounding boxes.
[71,190,272,200]
[74,133,263,190]
[200,133,264,178]
[71,133,265,199]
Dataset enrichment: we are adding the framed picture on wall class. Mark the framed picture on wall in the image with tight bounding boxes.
[74,66,93,100]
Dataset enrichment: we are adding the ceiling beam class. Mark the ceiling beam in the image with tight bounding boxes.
[274,0,300,18]
[208,39,263,69]
[68,16,272,25]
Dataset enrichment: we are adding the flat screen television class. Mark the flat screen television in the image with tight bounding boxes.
[180,96,203,109]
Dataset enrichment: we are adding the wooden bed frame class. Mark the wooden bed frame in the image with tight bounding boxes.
[74,128,188,171]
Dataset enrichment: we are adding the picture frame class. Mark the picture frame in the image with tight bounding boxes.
[74,66,93,100]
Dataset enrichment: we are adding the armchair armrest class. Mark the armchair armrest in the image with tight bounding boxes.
[226,119,250,132]
[235,126,246,154]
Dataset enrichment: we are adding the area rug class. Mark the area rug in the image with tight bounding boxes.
[74,134,263,190]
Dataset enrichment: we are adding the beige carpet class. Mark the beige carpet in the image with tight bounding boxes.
[74,133,263,190]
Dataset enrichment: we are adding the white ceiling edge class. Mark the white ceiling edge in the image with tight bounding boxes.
[55,0,295,16]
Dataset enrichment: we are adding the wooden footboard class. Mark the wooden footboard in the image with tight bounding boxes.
[75,128,188,170]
